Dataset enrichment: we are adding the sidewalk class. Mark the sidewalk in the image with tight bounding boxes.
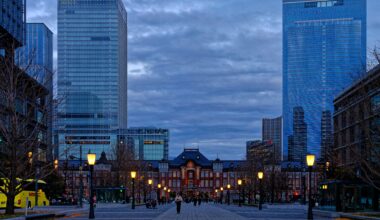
[154,203,248,220]
[4,205,89,220]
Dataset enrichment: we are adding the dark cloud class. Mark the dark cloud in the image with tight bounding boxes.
[26,0,380,159]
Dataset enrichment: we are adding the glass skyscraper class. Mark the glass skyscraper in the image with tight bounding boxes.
[0,0,25,49]
[283,0,366,161]
[120,128,169,161]
[57,0,128,159]
[16,23,53,158]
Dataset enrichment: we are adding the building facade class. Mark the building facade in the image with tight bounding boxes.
[16,23,54,159]
[119,128,169,160]
[333,64,380,168]
[288,107,307,162]
[246,140,275,165]
[283,0,367,160]
[57,0,128,159]
[0,0,25,49]
[262,116,282,163]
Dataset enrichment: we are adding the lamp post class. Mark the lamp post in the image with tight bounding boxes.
[157,184,161,205]
[238,179,242,207]
[79,144,83,208]
[131,171,136,209]
[87,153,96,219]
[148,179,152,200]
[215,189,218,202]
[258,171,264,210]
[306,154,315,220]
[163,186,167,204]
[227,184,231,205]
[220,187,224,204]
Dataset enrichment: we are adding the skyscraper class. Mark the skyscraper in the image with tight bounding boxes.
[119,128,169,160]
[283,0,366,160]
[262,116,282,163]
[57,0,128,158]
[0,0,25,49]
[16,23,53,158]
[288,107,307,162]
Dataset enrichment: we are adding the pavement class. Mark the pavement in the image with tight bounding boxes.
[4,202,372,220]
[62,203,172,220]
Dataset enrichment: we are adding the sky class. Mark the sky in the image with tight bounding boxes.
[26,0,380,160]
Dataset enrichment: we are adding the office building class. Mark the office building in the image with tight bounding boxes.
[283,0,367,160]
[288,107,307,162]
[0,0,25,49]
[262,116,282,162]
[119,128,169,160]
[16,23,53,159]
[57,0,128,159]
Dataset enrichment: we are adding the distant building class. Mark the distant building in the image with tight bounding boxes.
[57,0,128,159]
[246,140,274,164]
[119,128,169,160]
[282,0,367,160]
[60,148,245,203]
[262,116,282,162]
[16,23,53,159]
[288,107,307,163]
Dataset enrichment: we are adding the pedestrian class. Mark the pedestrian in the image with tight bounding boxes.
[175,193,183,214]
[193,195,197,206]
[198,195,201,206]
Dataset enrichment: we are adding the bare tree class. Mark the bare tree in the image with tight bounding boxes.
[0,42,55,214]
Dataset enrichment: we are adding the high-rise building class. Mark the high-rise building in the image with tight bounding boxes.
[321,110,333,161]
[288,107,307,162]
[283,0,366,160]
[262,116,282,162]
[57,0,128,159]
[16,23,53,159]
[119,128,169,160]
[0,0,25,49]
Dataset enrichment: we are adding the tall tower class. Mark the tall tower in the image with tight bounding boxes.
[262,116,282,163]
[283,0,366,160]
[16,23,54,159]
[57,0,128,158]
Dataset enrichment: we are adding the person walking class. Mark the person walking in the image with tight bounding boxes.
[175,193,183,214]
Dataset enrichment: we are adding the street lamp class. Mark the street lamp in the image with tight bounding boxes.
[157,184,161,205]
[258,171,264,210]
[306,154,315,220]
[131,171,136,209]
[220,187,224,204]
[87,153,96,219]
[227,184,231,205]
[54,159,58,170]
[238,179,242,207]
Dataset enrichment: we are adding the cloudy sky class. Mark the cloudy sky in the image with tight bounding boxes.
[27,0,380,160]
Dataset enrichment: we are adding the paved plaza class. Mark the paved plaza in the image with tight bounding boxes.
[60,203,349,220]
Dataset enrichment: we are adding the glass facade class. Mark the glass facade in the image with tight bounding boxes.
[57,0,128,159]
[0,0,25,48]
[122,128,169,160]
[283,0,366,161]
[16,23,53,158]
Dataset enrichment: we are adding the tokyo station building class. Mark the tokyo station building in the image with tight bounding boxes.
[61,148,245,202]
[149,148,245,197]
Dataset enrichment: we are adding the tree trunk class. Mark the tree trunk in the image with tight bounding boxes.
[5,193,15,215]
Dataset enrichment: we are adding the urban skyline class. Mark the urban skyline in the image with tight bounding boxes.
[26,0,380,160]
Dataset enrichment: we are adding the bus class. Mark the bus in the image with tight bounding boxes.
[0,178,50,208]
